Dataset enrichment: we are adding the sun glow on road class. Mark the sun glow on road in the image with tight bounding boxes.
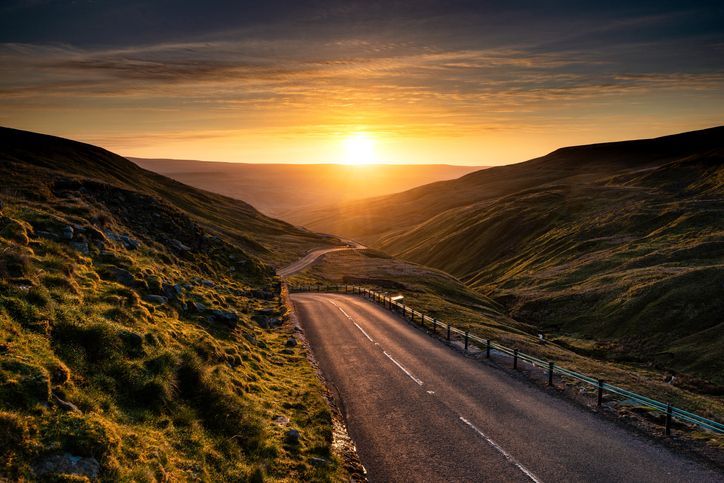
[342,132,377,165]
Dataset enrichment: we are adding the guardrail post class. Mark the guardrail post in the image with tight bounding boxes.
[513,349,519,369]
[421,314,425,328]
[597,380,604,406]
[433,319,437,333]
[464,331,469,352]
[486,340,491,358]
[402,304,406,317]
[447,324,451,341]
[316,284,320,292]
[548,362,554,386]
[665,403,672,436]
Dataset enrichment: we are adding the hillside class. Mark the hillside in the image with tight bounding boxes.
[132,157,483,222]
[0,127,348,480]
[303,127,724,384]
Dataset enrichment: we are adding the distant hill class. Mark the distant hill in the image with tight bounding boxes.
[132,157,484,222]
[0,127,346,480]
[303,127,724,383]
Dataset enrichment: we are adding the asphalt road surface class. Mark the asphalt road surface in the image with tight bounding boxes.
[292,292,722,483]
[278,243,364,277]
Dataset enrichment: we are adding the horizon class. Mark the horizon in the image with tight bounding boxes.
[2,1,723,166]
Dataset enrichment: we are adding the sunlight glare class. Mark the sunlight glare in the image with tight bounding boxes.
[342,132,377,165]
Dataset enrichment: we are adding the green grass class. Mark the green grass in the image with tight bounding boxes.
[0,128,348,481]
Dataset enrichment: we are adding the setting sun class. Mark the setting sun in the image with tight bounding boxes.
[342,132,377,165]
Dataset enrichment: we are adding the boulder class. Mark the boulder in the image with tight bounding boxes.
[33,453,100,480]
[62,226,74,240]
[143,295,168,305]
[120,235,140,250]
[209,310,239,327]
[285,429,300,445]
[285,337,297,348]
[69,241,90,255]
[188,301,207,313]
[105,267,135,287]
[53,394,81,414]
[168,239,191,252]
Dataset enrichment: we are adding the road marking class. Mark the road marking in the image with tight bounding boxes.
[353,322,374,342]
[383,351,424,386]
[329,298,424,387]
[459,417,542,483]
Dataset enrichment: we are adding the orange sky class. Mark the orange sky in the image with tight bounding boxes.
[1,2,723,165]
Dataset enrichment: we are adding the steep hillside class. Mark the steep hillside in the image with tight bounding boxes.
[133,157,483,222]
[0,128,347,480]
[2,128,338,267]
[304,127,724,384]
[301,127,724,244]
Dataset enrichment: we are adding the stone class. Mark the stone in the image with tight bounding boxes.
[285,337,297,347]
[143,295,168,305]
[106,267,135,287]
[103,228,122,242]
[173,283,185,295]
[201,279,215,287]
[188,301,207,313]
[281,348,294,355]
[69,241,90,255]
[285,429,300,444]
[309,457,329,467]
[62,225,74,240]
[53,394,81,413]
[168,239,191,252]
[272,415,290,425]
[209,309,239,327]
[120,235,140,250]
[32,453,100,480]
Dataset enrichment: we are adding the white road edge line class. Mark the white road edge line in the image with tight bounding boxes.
[383,351,424,386]
[459,417,543,483]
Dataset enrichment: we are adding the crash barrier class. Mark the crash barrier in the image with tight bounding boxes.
[290,284,723,435]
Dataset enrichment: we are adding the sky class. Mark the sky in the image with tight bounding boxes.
[1,0,723,165]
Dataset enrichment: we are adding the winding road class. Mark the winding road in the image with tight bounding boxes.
[278,242,364,277]
[292,292,722,483]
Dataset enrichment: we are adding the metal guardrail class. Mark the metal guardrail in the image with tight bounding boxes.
[290,283,724,435]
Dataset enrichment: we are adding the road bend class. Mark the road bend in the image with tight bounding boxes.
[292,292,722,483]
[278,243,364,278]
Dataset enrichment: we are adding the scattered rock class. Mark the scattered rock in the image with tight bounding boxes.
[35,230,55,240]
[173,283,184,296]
[253,314,282,329]
[168,239,191,252]
[309,457,329,467]
[120,235,140,250]
[209,310,238,327]
[33,453,100,480]
[281,348,295,355]
[201,279,215,287]
[53,394,81,414]
[143,295,168,305]
[272,415,290,426]
[245,334,258,346]
[285,337,297,348]
[285,429,300,444]
[105,267,135,287]
[62,226,74,240]
[188,301,207,313]
[69,241,90,255]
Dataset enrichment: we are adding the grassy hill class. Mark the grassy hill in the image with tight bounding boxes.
[302,127,724,385]
[133,157,483,223]
[0,127,348,480]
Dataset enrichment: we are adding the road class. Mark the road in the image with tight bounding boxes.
[278,243,364,277]
[292,292,722,483]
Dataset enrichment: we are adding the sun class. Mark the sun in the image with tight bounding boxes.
[342,132,377,165]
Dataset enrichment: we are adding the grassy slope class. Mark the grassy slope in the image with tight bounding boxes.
[302,127,724,385]
[0,127,345,481]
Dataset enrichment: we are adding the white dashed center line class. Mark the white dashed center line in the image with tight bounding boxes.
[459,417,543,483]
[383,351,424,386]
[329,299,424,386]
